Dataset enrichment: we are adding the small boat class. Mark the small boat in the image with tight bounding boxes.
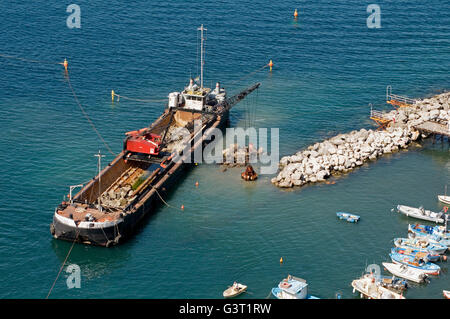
[438,195,450,205]
[223,282,247,298]
[336,212,360,223]
[271,275,319,299]
[443,290,450,299]
[389,252,441,275]
[392,246,444,263]
[433,225,450,240]
[408,230,450,248]
[377,275,408,292]
[394,237,447,255]
[382,262,428,284]
[396,205,445,223]
[351,273,405,299]
[409,223,450,241]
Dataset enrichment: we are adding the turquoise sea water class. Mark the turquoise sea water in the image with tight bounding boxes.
[0,1,449,298]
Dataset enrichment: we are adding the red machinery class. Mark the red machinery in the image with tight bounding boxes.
[124,129,162,156]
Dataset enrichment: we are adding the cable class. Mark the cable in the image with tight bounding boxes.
[46,230,79,299]
[0,53,62,65]
[66,72,116,156]
[229,64,268,87]
[112,92,166,103]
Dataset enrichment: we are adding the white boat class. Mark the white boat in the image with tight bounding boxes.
[443,290,450,299]
[438,195,450,205]
[382,262,428,283]
[223,282,247,298]
[396,205,445,223]
[271,275,319,299]
[351,273,405,299]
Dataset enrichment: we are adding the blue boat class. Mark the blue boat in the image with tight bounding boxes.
[408,224,450,247]
[336,212,360,223]
[389,252,441,275]
[394,237,447,255]
[391,247,444,263]
[271,275,319,299]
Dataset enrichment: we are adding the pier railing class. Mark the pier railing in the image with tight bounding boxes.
[370,104,392,130]
[386,85,417,107]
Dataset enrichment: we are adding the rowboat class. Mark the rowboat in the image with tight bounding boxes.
[396,205,445,223]
[394,237,447,255]
[382,262,428,284]
[438,195,450,205]
[271,275,319,299]
[389,252,441,275]
[433,225,450,240]
[443,290,450,299]
[392,246,444,263]
[409,223,450,241]
[351,273,405,299]
[223,282,247,298]
[377,275,408,292]
[408,230,450,247]
[336,212,360,223]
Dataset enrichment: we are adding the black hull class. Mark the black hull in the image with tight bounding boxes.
[50,112,229,247]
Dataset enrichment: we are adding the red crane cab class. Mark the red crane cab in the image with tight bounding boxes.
[124,129,162,156]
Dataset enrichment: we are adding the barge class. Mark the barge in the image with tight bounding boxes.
[50,25,260,246]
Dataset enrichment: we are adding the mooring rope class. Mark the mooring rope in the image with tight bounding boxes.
[152,185,184,212]
[0,52,116,157]
[112,92,167,103]
[229,64,268,87]
[0,53,63,66]
[46,229,80,299]
[66,72,116,156]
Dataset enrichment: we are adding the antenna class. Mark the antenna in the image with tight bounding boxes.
[94,150,105,212]
[197,24,207,88]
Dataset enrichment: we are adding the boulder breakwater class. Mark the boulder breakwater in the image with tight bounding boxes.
[272,92,450,188]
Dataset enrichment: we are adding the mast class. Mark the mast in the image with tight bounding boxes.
[198,24,207,88]
[94,150,105,212]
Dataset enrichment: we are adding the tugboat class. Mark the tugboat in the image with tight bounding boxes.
[50,25,260,246]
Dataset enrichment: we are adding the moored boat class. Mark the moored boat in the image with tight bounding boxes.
[351,273,405,299]
[223,282,247,298]
[271,275,319,299]
[49,26,260,247]
[396,205,445,223]
[408,230,450,248]
[336,212,360,223]
[409,223,450,241]
[389,251,440,276]
[394,237,447,255]
[382,262,428,284]
[392,246,445,263]
[443,290,450,299]
[438,195,450,205]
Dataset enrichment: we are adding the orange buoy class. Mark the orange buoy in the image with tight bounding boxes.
[280,257,283,263]
[63,58,68,72]
[268,59,274,71]
[195,181,199,187]
[181,205,184,210]
[294,9,298,18]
